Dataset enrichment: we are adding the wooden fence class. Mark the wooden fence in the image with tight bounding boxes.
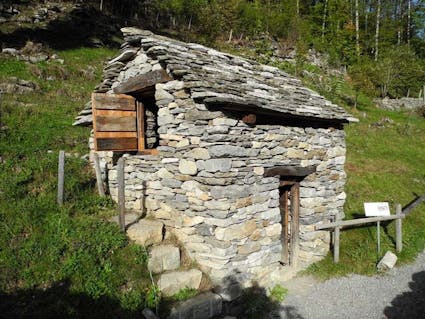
[316,204,405,263]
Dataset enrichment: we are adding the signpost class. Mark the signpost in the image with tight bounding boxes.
[364,202,391,256]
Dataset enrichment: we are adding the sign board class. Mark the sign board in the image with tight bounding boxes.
[364,202,391,217]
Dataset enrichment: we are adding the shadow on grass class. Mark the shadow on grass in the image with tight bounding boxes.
[0,4,121,49]
[0,281,141,319]
[383,271,425,319]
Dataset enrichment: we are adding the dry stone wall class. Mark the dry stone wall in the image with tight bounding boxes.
[89,30,348,286]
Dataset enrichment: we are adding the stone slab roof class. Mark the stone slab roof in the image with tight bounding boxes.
[122,28,357,123]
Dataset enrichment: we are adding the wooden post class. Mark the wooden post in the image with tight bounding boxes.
[395,203,403,253]
[377,220,381,256]
[117,157,125,231]
[93,153,105,197]
[57,150,65,205]
[334,226,340,263]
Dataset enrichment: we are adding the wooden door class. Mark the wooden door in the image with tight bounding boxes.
[279,181,300,266]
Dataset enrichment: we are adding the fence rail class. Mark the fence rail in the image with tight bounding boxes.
[315,204,405,263]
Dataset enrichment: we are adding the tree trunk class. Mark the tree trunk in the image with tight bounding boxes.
[375,0,381,62]
[322,0,328,42]
[355,0,360,56]
[407,0,411,46]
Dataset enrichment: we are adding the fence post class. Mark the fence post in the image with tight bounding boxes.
[395,203,403,253]
[57,150,65,205]
[117,157,125,231]
[93,153,105,197]
[334,226,340,263]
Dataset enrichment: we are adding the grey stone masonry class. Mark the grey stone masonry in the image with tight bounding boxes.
[86,27,354,287]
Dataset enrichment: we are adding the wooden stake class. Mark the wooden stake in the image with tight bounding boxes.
[377,220,381,256]
[395,203,403,253]
[57,150,65,205]
[334,226,340,263]
[93,153,105,197]
[117,157,125,231]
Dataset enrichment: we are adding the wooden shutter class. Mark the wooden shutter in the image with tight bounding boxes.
[92,93,139,151]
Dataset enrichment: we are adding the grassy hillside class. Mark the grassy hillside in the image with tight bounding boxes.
[0,48,161,317]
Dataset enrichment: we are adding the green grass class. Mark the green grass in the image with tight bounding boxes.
[0,48,162,317]
[305,92,425,280]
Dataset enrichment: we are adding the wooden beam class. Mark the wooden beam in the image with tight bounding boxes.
[264,165,316,177]
[113,70,172,94]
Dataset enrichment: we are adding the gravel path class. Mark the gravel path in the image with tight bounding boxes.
[278,251,425,319]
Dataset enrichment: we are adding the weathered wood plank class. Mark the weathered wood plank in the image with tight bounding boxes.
[113,70,172,94]
[137,101,145,151]
[92,93,136,110]
[264,165,316,177]
[95,131,137,138]
[291,183,300,267]
[95,115,137,132]
[315,214,406,230]
[94,109,136,117]
[96,138,138,151]
[281,190,289,264]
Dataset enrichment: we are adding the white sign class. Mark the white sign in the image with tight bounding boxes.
[364,202,391,217]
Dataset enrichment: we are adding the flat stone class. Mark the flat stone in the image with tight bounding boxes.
[215,220,257,241]
[209,145,248,158]
[212,118,238,126]
[108,49,137,64]
[199,159,232,173]
[186,148,210,160]
[148,245,180,274]
[167,292,222,319]
[127,219,164,246]
[377,251,397,271]
[179,159,198,175]
[158,269,203,296]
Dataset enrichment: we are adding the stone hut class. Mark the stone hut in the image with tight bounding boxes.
[81,28,357,287]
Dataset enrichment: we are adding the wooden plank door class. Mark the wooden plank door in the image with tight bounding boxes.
[92,93,143,152]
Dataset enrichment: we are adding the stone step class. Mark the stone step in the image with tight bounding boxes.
[158,269,203,297]
[127,219,164,246]
[148,245,180,274]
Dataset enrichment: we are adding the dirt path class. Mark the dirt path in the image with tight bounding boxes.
[278,251,425,319]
